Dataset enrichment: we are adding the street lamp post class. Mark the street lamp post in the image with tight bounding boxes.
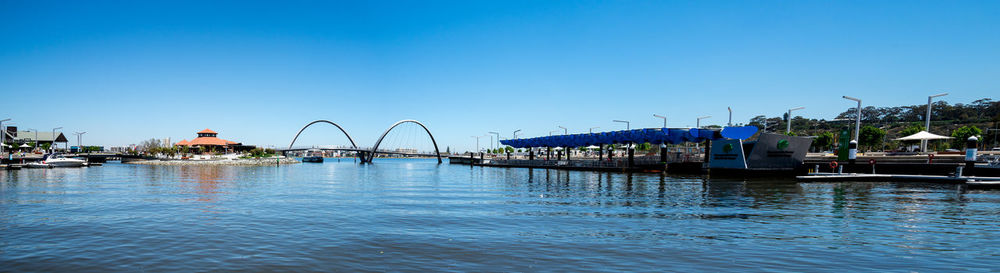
[557,126,567,135]
[922,93,948,152]
[696,116,711,129]
[470,135,483,153]
[612,120,630,130]
[513,129,521,139]
[842,96,861,141]
[653,114,667,128]
[489,131,500,151]
[694,116,711,150]
[589,126,599,134]
[74,132,87,153]
[549,130,558,136]
[787,107,805,134]
[727,107,732,126]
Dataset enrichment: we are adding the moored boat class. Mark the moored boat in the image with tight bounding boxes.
[40,153,87,167]
[302,156,324,163]
[301,150,324,163]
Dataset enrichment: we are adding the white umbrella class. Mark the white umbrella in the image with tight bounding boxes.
[19,144,31,148]
[894,131,953,141]
[585,145,600,149]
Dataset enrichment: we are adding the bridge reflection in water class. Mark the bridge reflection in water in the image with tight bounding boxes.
[283,119,442,164]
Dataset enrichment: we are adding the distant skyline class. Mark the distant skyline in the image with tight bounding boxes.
[2,1,998,152]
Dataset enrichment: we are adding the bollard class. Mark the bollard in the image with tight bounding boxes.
[660,144,668,163]
[838,165,843,174]
[627,145,635,168]
[848,140,858,165]
[815,164,820,174]
[956,166,964,178]
[966,136,978,176]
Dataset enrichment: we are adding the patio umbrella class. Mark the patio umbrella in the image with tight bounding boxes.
[19,144,31,148]
[894,131,953,141]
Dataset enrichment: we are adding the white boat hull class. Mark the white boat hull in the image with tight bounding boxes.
[25,163,51,168]
[46,160,86,167]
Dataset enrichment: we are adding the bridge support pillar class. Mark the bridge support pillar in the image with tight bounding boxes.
[546,148,551,161]
[358,151,372,163]
[598,145,603,161]
[529,149,534,160]
[566,147,571,161]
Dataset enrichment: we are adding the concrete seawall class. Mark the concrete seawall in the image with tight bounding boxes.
[126,158,300,166]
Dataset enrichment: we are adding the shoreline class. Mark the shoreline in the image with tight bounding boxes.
[125,157,300,166]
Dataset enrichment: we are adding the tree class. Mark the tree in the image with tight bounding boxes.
[748,115,767,129]
[900,124,925,137]
[813,132,834,151]
[504,146,514,153]
[951,125,983,148]
[636,142,652,152]
[859,125,886,151]
[138,138,162,153]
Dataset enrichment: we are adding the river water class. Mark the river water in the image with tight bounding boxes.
[2,159,998,271]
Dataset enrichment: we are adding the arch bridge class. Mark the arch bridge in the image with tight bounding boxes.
[283,119,442,164]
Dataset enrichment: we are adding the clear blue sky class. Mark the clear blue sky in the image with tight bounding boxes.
[2,0,998,152]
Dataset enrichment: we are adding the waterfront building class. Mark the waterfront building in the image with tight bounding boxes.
[4,128,68,150]
[174,128,253,153]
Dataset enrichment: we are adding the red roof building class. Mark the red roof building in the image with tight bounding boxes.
[175,129,241,148]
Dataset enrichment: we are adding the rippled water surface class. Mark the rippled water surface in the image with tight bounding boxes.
[2,159,999,271]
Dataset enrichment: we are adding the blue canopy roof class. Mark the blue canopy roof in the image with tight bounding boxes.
[499,126,756,148]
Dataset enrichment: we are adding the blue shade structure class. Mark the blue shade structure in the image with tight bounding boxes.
[499,126,758,148]
[721,126,759,140]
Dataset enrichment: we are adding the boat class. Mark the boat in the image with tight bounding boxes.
[707,132,814,174]
[302,156,324,163]
[40,153,87,167]
[301,150,324,163]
